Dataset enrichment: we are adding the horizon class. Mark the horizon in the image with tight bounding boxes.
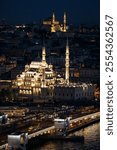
[0,0,100,26]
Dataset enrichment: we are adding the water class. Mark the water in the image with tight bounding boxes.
[33,122,100,150]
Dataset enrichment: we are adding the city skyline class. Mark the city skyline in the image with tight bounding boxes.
[0,1,100,149]
[0,0,100,26]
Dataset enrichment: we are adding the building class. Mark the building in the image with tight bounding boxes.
[53,83,96,101]
[13,44,64,99]
[0,64,6,76]
[0,80,12,90]
[13,40,96,101]
[0,59,17,76]
[43,12,67,33]
[79,68,100,82]
[0,55,6,63]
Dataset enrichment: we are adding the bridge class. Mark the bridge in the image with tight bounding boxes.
[0,112,100,150]
[29,112,100,138]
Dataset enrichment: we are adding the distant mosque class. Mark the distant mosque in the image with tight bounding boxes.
[13,38,96,101]
[43,12,67,33]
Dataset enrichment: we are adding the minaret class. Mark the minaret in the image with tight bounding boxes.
[42,44,46,65]
[41,43,46,87]
[65,38,69,84]
[51,12,56,32]
[52,12,55,23]
[63,12,67,32]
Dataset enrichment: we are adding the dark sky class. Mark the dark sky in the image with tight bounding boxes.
[0,0,100,26]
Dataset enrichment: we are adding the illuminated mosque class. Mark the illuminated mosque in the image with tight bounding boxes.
[43,12,67,32]
[14,38,96,101]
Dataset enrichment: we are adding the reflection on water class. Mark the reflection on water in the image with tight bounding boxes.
[33,122,100,150]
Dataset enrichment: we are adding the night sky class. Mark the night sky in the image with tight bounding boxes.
[0,0,100,26]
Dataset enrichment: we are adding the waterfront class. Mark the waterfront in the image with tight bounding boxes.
[0,1,100,149]
[33,122,100,150]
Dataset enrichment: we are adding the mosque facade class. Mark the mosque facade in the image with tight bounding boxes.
[43,12,67,33]
[13,40,96,100]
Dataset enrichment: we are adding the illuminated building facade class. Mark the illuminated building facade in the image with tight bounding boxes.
[43,12,67,33]
[14,44,65,99]
[14,40,96,100]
